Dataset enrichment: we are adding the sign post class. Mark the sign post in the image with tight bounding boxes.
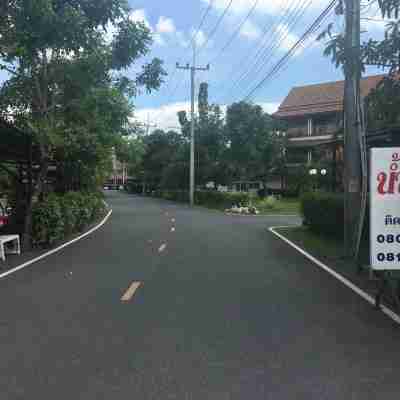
[370,148,400,270]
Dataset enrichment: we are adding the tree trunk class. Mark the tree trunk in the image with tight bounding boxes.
[22,155,49,250]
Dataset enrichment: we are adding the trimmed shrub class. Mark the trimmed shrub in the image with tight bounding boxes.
[195,191,251,209]
[32,194,65,246]
[152,189,253,209]
[31,191,106,247]
[301,191,344,238]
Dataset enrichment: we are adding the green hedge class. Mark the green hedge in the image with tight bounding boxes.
[301,192,344,238]
[195,191,252,209]
[151,190,253,209]
[32,191,106,247]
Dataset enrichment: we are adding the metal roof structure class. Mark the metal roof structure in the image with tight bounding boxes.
[0,118,39,164]
[274,74,385,119]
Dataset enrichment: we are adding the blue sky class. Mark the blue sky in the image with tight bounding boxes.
[0,0,389,131]
[126,0,388,130]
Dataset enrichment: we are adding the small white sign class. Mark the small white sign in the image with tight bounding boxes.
[370,148,400,270]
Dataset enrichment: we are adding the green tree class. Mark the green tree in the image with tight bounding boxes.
[178,82,226,186]
[318,0,400,128]
[0,0,166,246]
[224,101,276,183]
[141,129,185,190]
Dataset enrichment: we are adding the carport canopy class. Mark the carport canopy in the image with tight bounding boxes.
[0,118,39,164]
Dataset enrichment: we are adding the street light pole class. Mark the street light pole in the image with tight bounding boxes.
[177,46,210,206]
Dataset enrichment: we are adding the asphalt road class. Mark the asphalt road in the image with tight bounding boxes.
[1,191,400,399]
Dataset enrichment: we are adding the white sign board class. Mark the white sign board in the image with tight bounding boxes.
[370,148,400,270]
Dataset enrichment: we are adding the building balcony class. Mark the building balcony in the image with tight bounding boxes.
[286,123,340,139]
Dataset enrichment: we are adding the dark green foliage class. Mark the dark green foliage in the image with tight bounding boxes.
[32,194,65,246]
[32,191,106,246]
[301,192,344,238]
[151,190,252,209]
[195,191,251,209]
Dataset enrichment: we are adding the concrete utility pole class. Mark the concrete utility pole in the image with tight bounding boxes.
[140,113,157,135]
[177,45,210,206]
[343,0,361,258]
[139,113,157,195]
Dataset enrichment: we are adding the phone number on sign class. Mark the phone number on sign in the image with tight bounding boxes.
[376,253,400,262]
[376,234,400,243]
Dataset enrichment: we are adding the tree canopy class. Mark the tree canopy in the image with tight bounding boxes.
[318,0,400,129]
[0,0,166,245]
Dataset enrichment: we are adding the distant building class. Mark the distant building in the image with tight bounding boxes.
[107,148,129,186]
[274,74,385,190]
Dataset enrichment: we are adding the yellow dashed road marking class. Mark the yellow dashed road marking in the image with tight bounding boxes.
[121,282,141,302]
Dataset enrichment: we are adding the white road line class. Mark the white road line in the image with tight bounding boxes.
[158,243,167,253]
[121,281,141,302]
[0,209,113,280]
[269,226,400,325]
[225,213,299,218]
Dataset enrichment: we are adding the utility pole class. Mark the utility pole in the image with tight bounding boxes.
[343,0,361,258]
[177,45,210,206]
[139,113,157,135]
[138,113,157,195]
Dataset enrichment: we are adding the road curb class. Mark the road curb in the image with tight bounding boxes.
[269,226,400,326]
[0,209,113,280]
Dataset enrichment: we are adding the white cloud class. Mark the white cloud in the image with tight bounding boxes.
[276,23,298,52]
[190,29,208,47]
[134,100,281,133]
[202,0,330,17]
[202,0,281,16]
[156,16,176,34]
[104,9,152,44]
[258,102,280,114]
[134,102,191,133]
[104,9,176,47]
[240,20,261,40]
[128,9,152,30]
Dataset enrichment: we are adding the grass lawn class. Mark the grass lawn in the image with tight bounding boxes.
[199,197,301,215]
[255,198,300,215]
[276,226,345,260]
[271,226,400,311]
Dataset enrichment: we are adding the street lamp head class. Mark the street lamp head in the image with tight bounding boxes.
[309,168,317,176]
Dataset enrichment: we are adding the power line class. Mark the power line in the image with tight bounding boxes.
[211,0,295,103]
[215,0,306,103]
[152,2,215,125]
[232,0,312,102]
[198,0,234,53]
[191,0,215,47]
[243,0,338,102]
[208,0,260,64]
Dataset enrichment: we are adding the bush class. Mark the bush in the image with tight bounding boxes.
[195,191,251,209]
[259,196,277,210]
[31,191,106,247]
[32,194,65,246]
[301,191,344,238]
